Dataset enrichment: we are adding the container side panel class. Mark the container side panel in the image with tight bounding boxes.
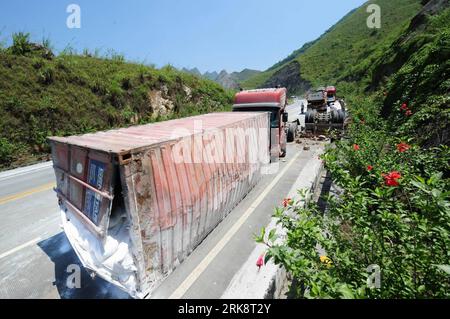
[149,148,173,273]
[162,145,183,265]
[172,138,194,258]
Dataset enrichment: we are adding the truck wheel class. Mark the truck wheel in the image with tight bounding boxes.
[287,122,297,142]
[305,110,316,124]
[337,110,345,123]
[332,110,345,124]
[331,110,339,123]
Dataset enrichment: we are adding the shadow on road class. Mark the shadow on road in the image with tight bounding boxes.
[38,232,131,299]
[317,170,333,214]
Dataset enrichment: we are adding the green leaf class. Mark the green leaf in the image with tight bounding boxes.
[264,252,272,264]
[411,180,425,190]
[268,228,277,242]
[338,284,355,299]
[428,172,443,185]
[414,175,426,184]
[431,189,441,198]
[434,264,450,275]
[254,227,266,243]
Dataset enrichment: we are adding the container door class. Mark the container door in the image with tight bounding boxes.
[83,152,114,228]
[51,142,115,238]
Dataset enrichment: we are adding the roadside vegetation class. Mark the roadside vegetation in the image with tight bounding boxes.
[258,3,450,298]
[0,33,233,169]
[260,109,449,298]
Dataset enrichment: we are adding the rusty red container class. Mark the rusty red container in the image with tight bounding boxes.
[48,111,270,297]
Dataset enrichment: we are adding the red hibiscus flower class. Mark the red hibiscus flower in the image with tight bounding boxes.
[256,254,264,269]
[383,171,402,187]
[353,144,360,151]
[367,165,373,171]
[400,103,408,111]
[282,198,292,207]
[396,142,411,153]
[405,110,412,116]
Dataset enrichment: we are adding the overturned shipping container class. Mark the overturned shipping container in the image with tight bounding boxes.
[48,112,270,298]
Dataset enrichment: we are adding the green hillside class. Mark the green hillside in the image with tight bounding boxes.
[374,2,450,146]
[230,68,261,83]
[243,0,423,92]
[243,0,450,147]
[0,34,233,169]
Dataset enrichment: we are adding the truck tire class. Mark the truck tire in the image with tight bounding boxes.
[287,122,298,142]
[338,110,345,123]
[331,110,338,123]
[305,110,316,124]
[332,110,345,124]
[331,110,339,123]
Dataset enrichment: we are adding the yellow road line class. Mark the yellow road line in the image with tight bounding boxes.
[0,182,56,206]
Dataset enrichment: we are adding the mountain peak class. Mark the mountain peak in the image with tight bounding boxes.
[182,68,261,89]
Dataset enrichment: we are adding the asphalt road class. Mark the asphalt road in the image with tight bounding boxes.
[0,140,325,299]
[285,98,306,126]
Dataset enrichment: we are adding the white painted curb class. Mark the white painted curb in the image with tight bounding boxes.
[221,148,324,299]
[0,161,53,181]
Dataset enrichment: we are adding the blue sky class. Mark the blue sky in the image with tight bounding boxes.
[0,0,367,72]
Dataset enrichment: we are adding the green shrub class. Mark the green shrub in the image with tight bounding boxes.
[10,32,32,55]
[41,37,53,51]
[259,97,450,298]
[60,44,77,56]
[106,49,125,62]
[31,57,45,70]
[38,66,55,84]
[121,76,132,90]
[107,81,124,107]
[90,79,107,95]
[0,137,16,166]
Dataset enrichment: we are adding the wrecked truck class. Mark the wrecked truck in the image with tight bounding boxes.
[232,88,290,158]
[48,112,271,298]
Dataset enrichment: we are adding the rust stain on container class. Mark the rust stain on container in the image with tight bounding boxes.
[48,111,270,297]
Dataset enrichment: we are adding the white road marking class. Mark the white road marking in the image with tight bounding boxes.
[0,237,42,260]
[168,151,301,299]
